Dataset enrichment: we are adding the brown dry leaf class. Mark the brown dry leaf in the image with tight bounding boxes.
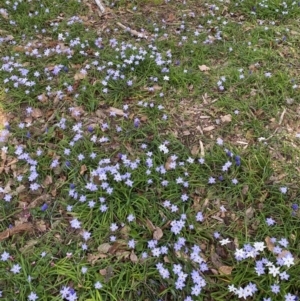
[28,194,51,209]
[153,227,163,240]
[130,251,138,263]
[115,250,130,260]
[203,125,215,132]
[249,64,258,73]
[142,84,162,92]
[80,164,87,175]
[175,251,189,261]
[87,252,107,265]
[5,34,14,41]
[0,223,33,241]
[219,265,233,275]
[16,185,26,194]
[166,13,176,22]
[36,220,47,232]
[242,185,249,195]
[152,84,162,91]
[120,225,130,239]
[71,106,85,120]
[20,239,38,254]
[108,240,127,255]
[97,243,111,254]
[265,236,275,252]
[140,115,148,122]
[24,116,33,124]
[221,114,232,123]
[165,156,174,171]
[245,206,255,221]
[163,256,171,263]
[43,175,53,186]
[0,10,9,19]
[74,72,87,80]
[31,108,43,118]
[37,93,48,103]
[51,188,57,197]
[277,250,290,259]
[145,218,156,231]
[109,107,125,116]
[210,248,222,269]
[198,65,210,72]
[99,268,107,276]
[290,30,300,35]
[191,145,199,156]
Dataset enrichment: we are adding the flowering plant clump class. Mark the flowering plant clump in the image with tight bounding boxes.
[228,238,297,300]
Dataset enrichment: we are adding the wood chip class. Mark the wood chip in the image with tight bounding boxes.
[203,125,215,132]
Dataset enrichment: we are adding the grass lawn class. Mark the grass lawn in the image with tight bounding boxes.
[0,0,300,300]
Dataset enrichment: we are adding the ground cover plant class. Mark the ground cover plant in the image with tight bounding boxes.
[0,0,300,300]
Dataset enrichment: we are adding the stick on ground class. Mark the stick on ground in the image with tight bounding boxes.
[94,0,105,14]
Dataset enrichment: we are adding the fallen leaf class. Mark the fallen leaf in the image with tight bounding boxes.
[163,256,170,263]
[20,239,38,253]
[109,107,124,116]
[74,72,86,80]
[108,240,127,255]
[145,218,156,231]
[219,265,233,275]
[203,125,215,132]
[221,114,232,123]
[290,30,300,35]
[36,220,47,232]
[164,156,174,171]
[104,266,114,282]
[166,13,176,22]
[191,145,199,156]
[71,106,85,120]
[31,108,43,118]
[97,243,111,254]
[152,84,162,91]
[0,10,9,19]
[242,185,249,195]
[80,164,87,175]
[120,225,130,239]
[153,227,163,240]
[115,250,130,260]
[0,223,33,241]
[265,236,275,252]
[130,251,138,263]
[37,93,48,103]
[43,175,53,186]
[245,206,255,221]
[28,194,51,209]
[87,252,107,265]
[16,185,26,194]
[199,65,210,72]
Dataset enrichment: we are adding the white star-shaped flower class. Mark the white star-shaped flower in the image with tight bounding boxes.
[220,238,231,245]
[268,265,280,277]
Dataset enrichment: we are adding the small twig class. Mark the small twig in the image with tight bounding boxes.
[278,107,287,125]
[117,22,149,39]
[94,0,105,14]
